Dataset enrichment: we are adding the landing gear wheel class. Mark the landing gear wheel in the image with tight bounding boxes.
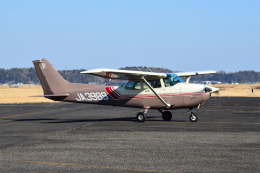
[162,111,172,121]
[136,112,147,122]
[189,113,198,122]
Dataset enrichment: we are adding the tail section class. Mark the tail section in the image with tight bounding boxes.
[33,58,69,96]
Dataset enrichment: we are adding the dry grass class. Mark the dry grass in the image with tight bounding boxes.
[211,83,260,97]
[0,83,259,104]
[0,85,55,104]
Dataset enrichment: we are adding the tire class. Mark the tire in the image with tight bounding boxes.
[189,113,198,122]
[162,111,172,121]
[136,112,147,122]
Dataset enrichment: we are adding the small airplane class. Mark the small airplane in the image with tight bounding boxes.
[32,58,219,122]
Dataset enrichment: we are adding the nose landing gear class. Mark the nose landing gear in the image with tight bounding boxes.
[189,109,198,122]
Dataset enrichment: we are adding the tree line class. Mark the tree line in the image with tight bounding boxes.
[190,70,260,83]
[0,67,259,84]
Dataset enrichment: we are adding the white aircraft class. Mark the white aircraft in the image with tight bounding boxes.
[33,59,219,122]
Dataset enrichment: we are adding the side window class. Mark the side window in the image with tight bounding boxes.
[143,79,161,89]
[164,74,184,87]
[125,81,141,90]
[118,82,126,88]
[135,81,141,90]
[164,77,174,87]
[125,82,135,90]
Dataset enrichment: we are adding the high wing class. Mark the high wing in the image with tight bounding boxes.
[81,69,216,82]
[80,68,167,80]
[81,68,170,108]
[176,70,216,83]
[81,68,217,108]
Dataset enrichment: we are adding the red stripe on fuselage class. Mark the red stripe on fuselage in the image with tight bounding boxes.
[105,87,207,100]
[111,87,120,97]
[120,92,208,99]
[105,87,120,99]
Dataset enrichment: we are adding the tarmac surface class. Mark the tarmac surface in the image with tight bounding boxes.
[0,97,260,173]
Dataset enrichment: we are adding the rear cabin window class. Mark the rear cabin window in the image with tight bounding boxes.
[125,81,141,90]
[125,80,162,90]
[118,82,127,88]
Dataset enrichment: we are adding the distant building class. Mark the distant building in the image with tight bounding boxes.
[200,81,222,85]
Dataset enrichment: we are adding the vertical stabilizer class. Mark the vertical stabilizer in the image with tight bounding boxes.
[33,59,68,95]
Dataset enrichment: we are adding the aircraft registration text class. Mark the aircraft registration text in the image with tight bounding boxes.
[76,92,108,101]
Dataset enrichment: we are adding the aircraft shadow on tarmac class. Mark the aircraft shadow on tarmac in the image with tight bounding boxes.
[11,117,187,123]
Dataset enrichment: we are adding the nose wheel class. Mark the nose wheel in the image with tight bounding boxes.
[189,109,198,122]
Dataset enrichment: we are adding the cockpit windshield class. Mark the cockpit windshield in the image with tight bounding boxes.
[164,73,184,87]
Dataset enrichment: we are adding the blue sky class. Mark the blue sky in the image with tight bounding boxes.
[0,0,259,72]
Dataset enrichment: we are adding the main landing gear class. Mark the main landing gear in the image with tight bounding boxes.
[136,108,198,123]
[159,110,172,121]
[136,107,149,123]
[136,112,147,122]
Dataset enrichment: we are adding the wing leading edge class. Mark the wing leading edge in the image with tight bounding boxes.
[176,70,217,83]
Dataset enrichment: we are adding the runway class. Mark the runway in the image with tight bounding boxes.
[0,97,260,173]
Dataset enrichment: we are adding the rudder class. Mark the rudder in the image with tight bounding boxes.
[33,58,68,95]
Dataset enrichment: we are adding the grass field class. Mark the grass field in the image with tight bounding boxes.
[210,83,260,97]
[0,84,259,104]
[0,85,55,104]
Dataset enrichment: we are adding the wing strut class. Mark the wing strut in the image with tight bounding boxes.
[141,76,171,109]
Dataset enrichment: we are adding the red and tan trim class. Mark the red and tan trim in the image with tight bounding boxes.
[105,87,121,99]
